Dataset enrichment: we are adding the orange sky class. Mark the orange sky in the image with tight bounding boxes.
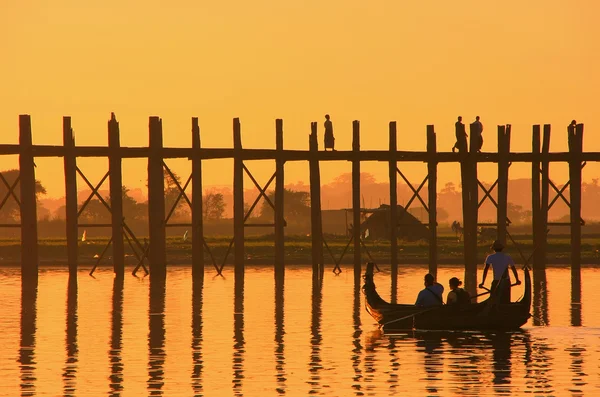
[1,1,599,198]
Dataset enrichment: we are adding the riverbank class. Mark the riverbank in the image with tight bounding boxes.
[1,234,599,267]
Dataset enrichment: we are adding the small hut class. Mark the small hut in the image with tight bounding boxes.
[355,204,429,241]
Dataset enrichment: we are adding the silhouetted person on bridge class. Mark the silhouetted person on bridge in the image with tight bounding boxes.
[452,116,468,153]
[324,114,335,151]
[474,116,484,152]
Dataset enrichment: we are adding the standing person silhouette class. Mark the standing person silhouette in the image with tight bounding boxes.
[453,116,468,153]
[324,114,335,151]
[474,116,484,152]
[479,240,521,304]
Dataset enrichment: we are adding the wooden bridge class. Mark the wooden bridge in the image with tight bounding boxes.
[0,114,587,294]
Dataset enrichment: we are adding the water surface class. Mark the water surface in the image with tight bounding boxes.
[1,265,599,396]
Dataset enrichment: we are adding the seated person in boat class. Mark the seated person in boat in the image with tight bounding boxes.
[415,273,444,307]
[479,240,521,304]
[446,277,471,305]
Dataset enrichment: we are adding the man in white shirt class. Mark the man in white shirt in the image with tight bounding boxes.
[479,240,521,303]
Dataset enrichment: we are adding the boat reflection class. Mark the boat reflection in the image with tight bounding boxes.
[148,278,166,395]
[19,281,37,397]
[63,277,78,396]
[371,330,532,396]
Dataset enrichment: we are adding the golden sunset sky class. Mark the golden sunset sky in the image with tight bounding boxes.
[1,1,599,198]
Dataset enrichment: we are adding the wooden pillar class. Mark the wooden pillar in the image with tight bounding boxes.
[539,125,551,270]
[388,122,398,274]
[233,118,244,282]
[426,125,437,277]
[352,121,361,278]
[309,123,323,275]
[568,123,583,276]
[19,115,38,282]
[108,113,124,277]
[191,117,204,280]
[274,119,285,275]
[463,123,479,292]
[63,117,78,278]
[497,125,510,246]
[148,116,166,278]
[531,125,541,270]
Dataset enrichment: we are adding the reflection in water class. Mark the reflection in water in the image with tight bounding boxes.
[191,278,204,396]
[19,281,37,397]
[351,276,363,394]
[524,335,554,394]
[533,270,549,326]
[386,333,400,394]
[63,277,79,396]
[567,343,587,396]
[363,330,382,395]
[445,332,485,396]
[233,274,245,396]
[308,273,323,394]
[109,276,124,396]
[571,271,582,327]
[148,278,166,395]
[489,332,512,392]
[415,332,443,395]
[274,273,286,395]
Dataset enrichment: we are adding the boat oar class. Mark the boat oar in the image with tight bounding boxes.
[382,306,442,328]
[471,282,519,300]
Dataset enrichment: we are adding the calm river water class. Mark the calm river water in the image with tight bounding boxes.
[1,264,599,396]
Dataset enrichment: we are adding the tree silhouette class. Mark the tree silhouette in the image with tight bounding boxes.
[0,169,46,222]
[259,188,310,225]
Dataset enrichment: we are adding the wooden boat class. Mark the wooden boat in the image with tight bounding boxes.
[362,263,531,332]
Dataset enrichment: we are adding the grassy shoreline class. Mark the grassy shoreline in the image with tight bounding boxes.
[1,234,599,266]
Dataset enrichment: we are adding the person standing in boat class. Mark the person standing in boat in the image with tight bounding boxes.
[415,273,444,307]
[324,114,335,151]
[479,240,521,304]
[446,277,471,305]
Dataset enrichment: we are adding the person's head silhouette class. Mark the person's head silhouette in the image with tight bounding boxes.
[458,116,462,122]
[325,114,330,120]
[476,116,480,121]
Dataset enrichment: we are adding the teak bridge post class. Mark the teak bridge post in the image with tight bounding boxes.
[388,122,398,277]
[63,117,78,278]
[309,123,324,276]
[460,123,479,292]
[539,125,551,269]
[108,113,125,278]
[233,118,244,283]
[532,125,542,271]
[497,125,510,247]
[19,115,38,283]
[191,117,204,280]
[275,119,285,276]
[569,122,584,283]
[426,125,437,277]
[352,121,361,279]
[148,116,166,278]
